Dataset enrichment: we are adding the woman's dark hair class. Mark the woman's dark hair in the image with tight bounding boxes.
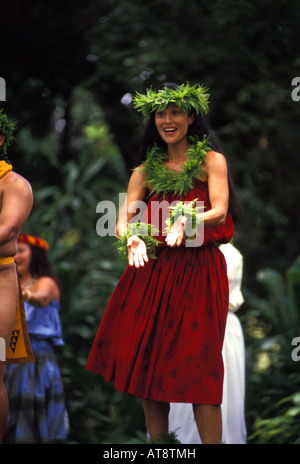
[138,82,241,221]
[29,246,62,292]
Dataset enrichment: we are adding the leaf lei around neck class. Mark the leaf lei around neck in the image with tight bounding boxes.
[141,136,210,198]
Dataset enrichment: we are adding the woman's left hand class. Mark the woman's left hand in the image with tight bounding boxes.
[165,215,187,247]
[22,287,32,303]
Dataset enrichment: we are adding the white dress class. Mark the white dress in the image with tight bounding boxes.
[168,243,247,444]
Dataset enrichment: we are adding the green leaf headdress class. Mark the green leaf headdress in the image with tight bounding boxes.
[0,108,17,154]
[133,82,210,120]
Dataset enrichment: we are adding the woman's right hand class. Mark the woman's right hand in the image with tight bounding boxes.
[127,235,149,268]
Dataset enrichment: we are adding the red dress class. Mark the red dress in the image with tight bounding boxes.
[85,179,234,404]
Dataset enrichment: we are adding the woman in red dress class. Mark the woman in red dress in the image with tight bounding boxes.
[85,83,240,443]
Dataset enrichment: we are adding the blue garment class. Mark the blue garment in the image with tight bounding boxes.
[3,301,67,444]
[25,300,64,346]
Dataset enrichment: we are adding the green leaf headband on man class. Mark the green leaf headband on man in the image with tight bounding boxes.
[0,108,16,154]
[133,82,210,121]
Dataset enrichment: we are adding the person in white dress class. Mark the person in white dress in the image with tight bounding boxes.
[168,243,247,444]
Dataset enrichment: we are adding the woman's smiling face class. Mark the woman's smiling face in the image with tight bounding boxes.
[15,243,32,276]
[155,106,194,145]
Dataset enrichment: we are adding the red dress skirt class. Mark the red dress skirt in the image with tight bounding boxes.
[85,179,234,404]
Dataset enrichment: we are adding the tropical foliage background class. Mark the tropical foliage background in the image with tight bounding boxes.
[1,0,300,443]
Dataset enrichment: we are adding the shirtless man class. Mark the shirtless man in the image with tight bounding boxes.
[0,115,33,441]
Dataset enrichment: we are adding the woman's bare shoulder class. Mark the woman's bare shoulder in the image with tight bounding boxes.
[128,165,147,187]
[205,150,226,163]
[205,150,228,173]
